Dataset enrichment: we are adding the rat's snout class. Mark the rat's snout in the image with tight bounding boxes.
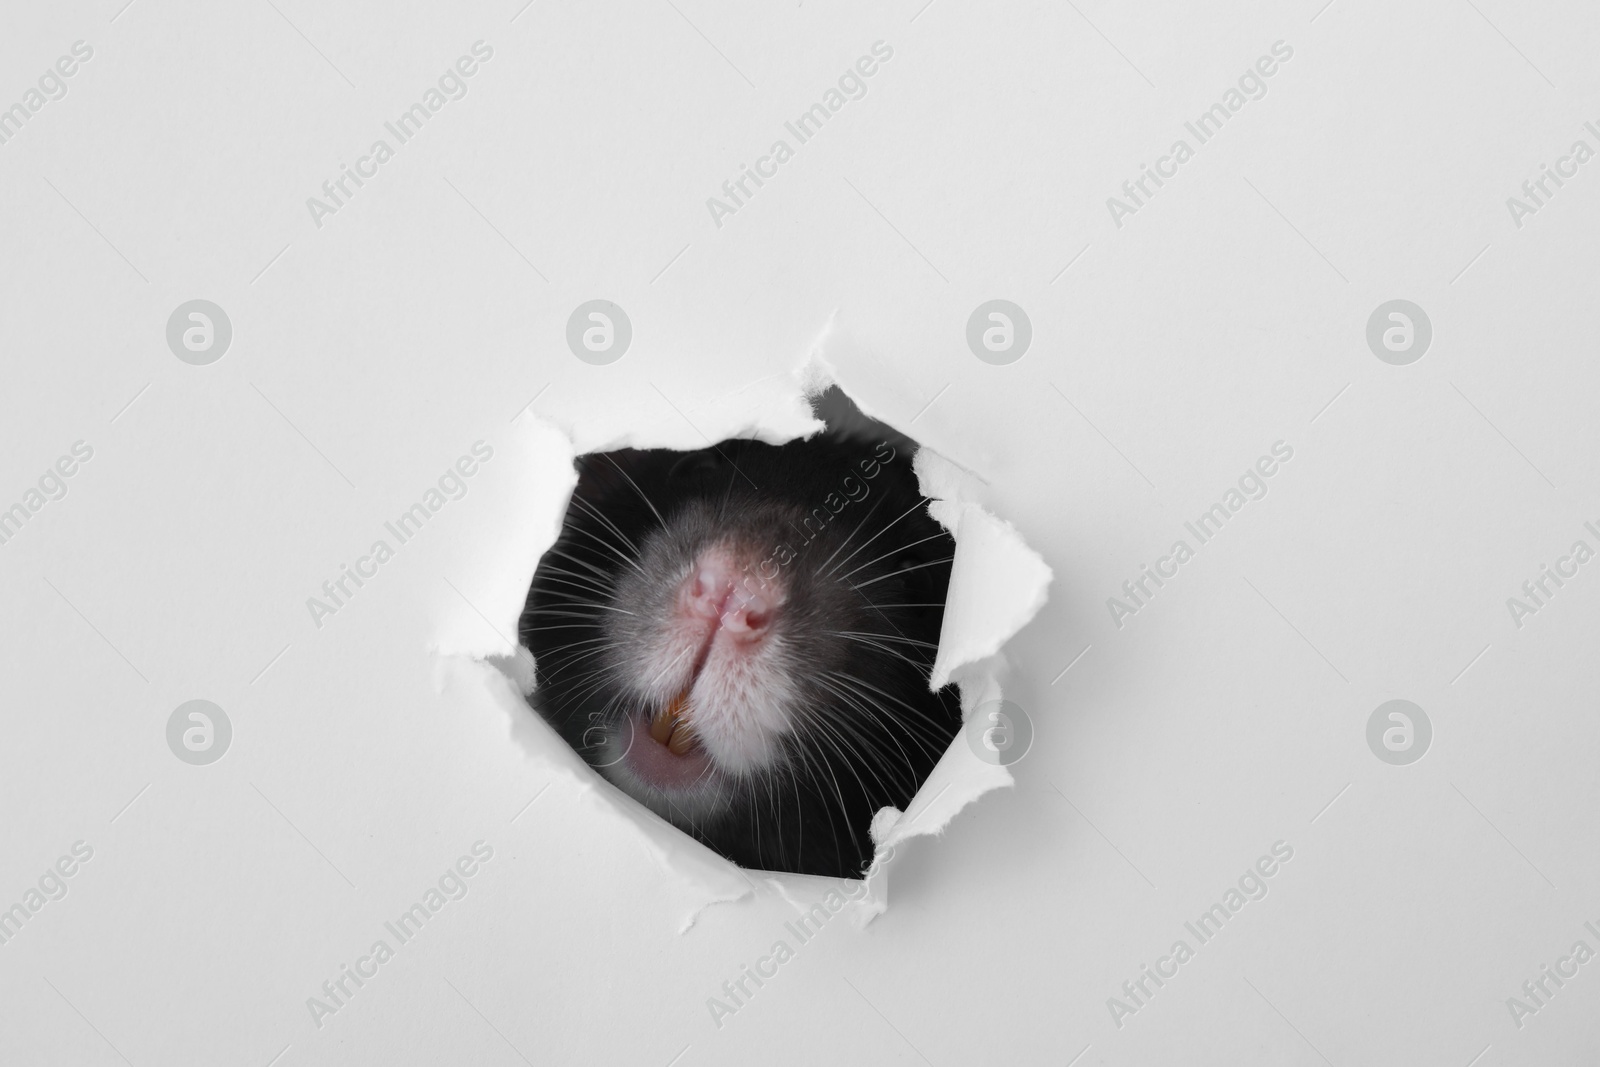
[638,541,791,779]
[681,545,783,641]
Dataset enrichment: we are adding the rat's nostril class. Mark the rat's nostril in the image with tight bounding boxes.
[720,585,780,633]
[721,594,773,634]
[681,546,784,637]
[687,565,730,615]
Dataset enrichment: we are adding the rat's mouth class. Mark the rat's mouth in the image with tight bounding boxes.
[648,691,697,754]
[618,693,718,792]
[611,548,790,792]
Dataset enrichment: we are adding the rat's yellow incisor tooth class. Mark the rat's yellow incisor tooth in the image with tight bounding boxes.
[650,703,675,745]
[667,720,695,755]
[652,692,692,747]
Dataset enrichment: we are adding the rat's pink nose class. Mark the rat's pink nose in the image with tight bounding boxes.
[683,548,781,640]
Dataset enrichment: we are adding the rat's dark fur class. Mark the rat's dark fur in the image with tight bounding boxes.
[520,432,961,878]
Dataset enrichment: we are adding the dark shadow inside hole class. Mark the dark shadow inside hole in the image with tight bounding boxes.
[517,388,962,878]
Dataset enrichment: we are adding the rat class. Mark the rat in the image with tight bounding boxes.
[519,410,960,878]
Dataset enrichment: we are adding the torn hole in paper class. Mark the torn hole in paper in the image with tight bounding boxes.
[438,338,1050,927]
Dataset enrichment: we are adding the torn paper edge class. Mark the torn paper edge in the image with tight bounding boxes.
[438,320,1052,930]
